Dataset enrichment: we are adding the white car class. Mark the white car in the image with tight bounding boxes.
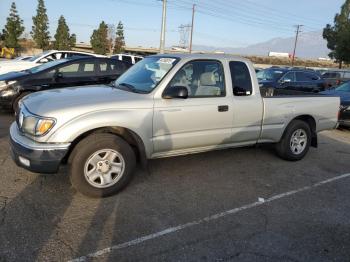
[0,50,105,75]
[111,53,143,64]
[13,56,33,61]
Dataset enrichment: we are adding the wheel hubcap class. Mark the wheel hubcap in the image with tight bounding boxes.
[290,129,307,155]
[84,149,125,188]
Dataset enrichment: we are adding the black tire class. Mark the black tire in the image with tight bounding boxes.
[12,92,31,112]
[69,133,136,198]
[275,120,311,161]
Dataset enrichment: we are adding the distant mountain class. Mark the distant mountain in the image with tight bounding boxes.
[193,31,331,59]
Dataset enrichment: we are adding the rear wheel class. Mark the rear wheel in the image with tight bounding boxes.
[69,134,136,197]
[275,120,311,161]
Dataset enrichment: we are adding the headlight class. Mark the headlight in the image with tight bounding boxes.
[21,111,56,136]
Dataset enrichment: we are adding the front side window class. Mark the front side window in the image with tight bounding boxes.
[28,59,68,74]
[281,72,295,82]
[229,61,252,96]
[167,60,225,97]
[114,56,178,93]
[257,69,285,81]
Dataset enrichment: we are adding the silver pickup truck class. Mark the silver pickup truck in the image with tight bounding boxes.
[10,54,340,197]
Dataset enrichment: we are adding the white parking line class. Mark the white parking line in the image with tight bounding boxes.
[69,173,350,262]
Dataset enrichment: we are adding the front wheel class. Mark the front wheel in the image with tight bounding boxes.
[275,120,311,161]
[69,134,136,197]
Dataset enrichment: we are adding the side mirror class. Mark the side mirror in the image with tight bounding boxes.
[163,86,188,99]
[55,72,63,80]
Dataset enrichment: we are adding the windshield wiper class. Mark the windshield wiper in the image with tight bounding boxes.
[115,83,148,93]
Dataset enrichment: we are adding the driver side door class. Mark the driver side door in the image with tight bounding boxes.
[152,60,234,157]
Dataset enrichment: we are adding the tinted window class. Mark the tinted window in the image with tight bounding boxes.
[82,62,95,72]
[296,72,320,81]
[229,61,252,96]
[168,60,225,97]
[135,57,143,63]
[281,72,295,82]
[99,62,108,72]
[58,63,80,77]
[59,63,80,73]
[110,61,128,75]
[256,69,285,81]
[122,56,132,64]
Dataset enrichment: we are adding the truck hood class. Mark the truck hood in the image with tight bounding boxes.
[22,85,153,118]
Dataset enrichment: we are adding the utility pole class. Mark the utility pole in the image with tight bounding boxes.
[291,24,303,66]
[189,4,196,53]
[159,0,167,54]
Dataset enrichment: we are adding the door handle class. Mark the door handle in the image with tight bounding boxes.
[218,105,229,112]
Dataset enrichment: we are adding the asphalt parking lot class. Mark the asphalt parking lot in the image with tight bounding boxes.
[1,113,350,262]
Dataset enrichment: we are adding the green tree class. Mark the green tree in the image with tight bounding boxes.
[323,0,350,68]
[90,21,109,55]
[2,2,25,50]
[113,21,125,54]
[53,16,76,50]
[31,0,50,50]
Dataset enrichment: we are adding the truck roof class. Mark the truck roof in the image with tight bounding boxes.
[149,53,251,62]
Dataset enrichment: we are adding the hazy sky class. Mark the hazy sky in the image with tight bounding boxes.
[0,0,345,48]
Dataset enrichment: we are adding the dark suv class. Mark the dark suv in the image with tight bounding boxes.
[258,68,327,93]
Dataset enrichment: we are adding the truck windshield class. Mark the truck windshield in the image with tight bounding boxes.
[114,57,178,93]
[257,69,285,81]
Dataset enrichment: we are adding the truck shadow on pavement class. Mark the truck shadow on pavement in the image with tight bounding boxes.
[1,127,350,260]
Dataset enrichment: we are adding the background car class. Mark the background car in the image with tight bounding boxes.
[0,57,131,111]
[322,70,350,87]
[111,53,143,64]
[0,50,106,75]
[257,67,326,93]
[321,81,350,127]
[13,56,33,61]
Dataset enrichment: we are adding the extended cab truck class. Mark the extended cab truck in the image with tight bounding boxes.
[10,54,340,197]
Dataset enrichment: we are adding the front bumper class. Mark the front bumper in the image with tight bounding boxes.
[9,122,70,174]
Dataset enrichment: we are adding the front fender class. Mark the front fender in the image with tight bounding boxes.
[47,108,154,157]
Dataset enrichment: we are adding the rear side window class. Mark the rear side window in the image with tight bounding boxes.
[296,72,319,81]
[229,61,252,96]
[122,55,132,64]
